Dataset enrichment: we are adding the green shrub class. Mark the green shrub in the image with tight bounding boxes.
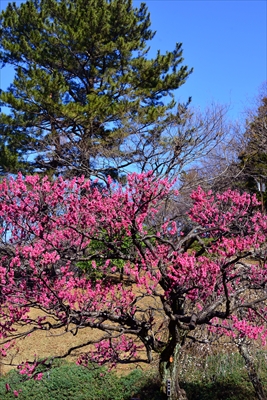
[0,362,158,400]
[1,352,267,399]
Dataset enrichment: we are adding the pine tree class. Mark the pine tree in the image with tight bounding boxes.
[0,0,192,179]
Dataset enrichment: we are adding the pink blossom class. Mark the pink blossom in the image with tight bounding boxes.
[1,172,267,383]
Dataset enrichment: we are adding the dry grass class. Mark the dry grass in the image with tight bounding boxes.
[0,280,162,376]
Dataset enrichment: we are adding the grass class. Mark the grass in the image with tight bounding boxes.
[179,349,267,400]
[0,350,267,399]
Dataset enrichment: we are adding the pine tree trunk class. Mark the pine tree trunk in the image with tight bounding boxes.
[237,340,267,400]
[159,343,188,400]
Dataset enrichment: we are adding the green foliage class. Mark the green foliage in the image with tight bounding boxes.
[0,362,160,400]
[76,226,156,280]
[0,0,192,178]
[0,123,33,175]
[76,229,133,280]
[186,237,213,256]
[1,352,267,399]
[236,96,267,207]
[0,144,21,175]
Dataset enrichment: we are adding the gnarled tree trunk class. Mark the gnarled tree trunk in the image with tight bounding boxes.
[159,342,188,400]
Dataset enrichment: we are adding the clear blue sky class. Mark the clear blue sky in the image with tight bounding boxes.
[0,0,266,120]
[133,0,267,118]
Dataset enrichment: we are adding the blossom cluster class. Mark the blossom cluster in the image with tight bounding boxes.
[1,172,267,379]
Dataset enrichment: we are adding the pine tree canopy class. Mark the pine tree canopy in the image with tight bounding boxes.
[0,0,192,179]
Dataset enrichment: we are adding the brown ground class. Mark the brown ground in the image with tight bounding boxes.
[0,282,161,376]
[1,310,159,376]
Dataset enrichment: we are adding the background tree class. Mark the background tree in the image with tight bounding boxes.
[237,93,267,210]
[1,172,267,399]
[189,83,267,201]
[0,0,194,179]
[142,102,228,180]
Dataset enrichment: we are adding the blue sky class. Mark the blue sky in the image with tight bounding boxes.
[0,0,266,120]
[133,0,267,119]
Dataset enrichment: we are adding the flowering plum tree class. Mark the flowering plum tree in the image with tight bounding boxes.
[1,172,267,399]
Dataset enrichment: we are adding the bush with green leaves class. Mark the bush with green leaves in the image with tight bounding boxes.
[0,362,158,400]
